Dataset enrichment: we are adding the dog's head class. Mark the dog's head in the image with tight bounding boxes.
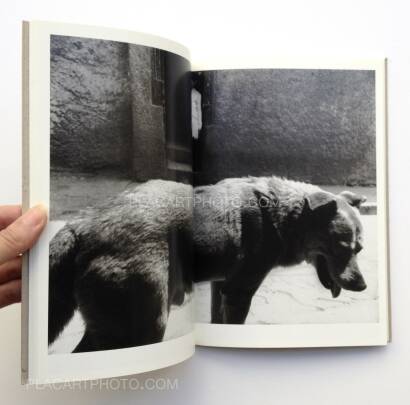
[303,190,367,298]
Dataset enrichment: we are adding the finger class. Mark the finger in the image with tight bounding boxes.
[0,205,47,265]
[0,278,21,309]
[0,205,22,230]
[0,257,22,284]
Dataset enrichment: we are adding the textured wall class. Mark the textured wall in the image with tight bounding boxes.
[50,35,133,172]
[50,36,190,182]
[198,69,376,186]
[128,46,167,181]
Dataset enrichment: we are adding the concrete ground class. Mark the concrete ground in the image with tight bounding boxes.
[322,185,376,202]
[51,170,377,220]
[50,170,134,220]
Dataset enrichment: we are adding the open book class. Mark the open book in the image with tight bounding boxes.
[22,21,390,384]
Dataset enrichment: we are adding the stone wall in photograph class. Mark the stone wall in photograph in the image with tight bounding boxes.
[197,69,376,186]
[128,46,167,181]
[50,36,167,181]
[50,35,134,173]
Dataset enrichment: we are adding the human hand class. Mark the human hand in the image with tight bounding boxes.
[0,205,47,308]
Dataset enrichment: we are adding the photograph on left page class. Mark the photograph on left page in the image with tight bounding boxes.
[48,34,193,354]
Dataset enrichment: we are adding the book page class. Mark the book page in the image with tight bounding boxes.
[191,57,389,348]
[22,21,194,384]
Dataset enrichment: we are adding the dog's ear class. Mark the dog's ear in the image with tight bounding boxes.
[253,188,279,209]
[339,191,367,208]
[305,191,337,218]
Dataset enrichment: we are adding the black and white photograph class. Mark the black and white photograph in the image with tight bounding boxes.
[5,1,407,400]
[48,34,194,354]
[192,68,379,325]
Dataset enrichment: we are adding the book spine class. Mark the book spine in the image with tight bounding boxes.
[21,20,30,385]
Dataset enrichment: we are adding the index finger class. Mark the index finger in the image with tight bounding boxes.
[0,206,22,230]
[0,205,47,264]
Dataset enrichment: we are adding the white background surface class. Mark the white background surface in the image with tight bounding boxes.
[0,0,409,404]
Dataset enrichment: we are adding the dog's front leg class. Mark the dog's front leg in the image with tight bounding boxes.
[211,281,225,323]
[218,271,267,324]
[220,291,254,324]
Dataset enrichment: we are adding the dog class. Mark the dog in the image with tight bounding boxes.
[193,176,367,324]
[48,176,367,351]
[48,180,193,352]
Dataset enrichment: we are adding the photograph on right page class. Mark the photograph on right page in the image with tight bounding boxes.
[192,68,380,325]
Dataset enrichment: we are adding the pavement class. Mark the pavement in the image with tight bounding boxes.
[50,170,377,219]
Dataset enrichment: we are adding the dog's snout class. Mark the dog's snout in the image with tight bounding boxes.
[340,271,367,292]
[350,277,367,292]
[337,259,367,292]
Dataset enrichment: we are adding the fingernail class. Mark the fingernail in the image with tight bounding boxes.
[22,205,47,228]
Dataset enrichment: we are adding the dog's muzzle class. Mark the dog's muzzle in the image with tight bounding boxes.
[313,255,367,298]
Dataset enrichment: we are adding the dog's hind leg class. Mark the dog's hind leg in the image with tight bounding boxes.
[74,255,169,352]
[72,329,94,353]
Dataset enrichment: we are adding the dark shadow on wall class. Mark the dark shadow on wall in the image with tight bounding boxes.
[193,69,376,186]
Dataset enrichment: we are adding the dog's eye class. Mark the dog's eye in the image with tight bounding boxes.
[335,241,355,257]
[333,240,354,257]
[339,241,353,250]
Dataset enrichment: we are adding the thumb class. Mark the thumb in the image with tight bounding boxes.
[0,205,47,264]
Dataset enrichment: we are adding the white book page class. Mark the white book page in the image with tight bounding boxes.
[22,21,194,384]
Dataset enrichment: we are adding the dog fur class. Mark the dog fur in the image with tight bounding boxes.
[48,176,367,351]
[48,180,193,352]
[193,176,367,324]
